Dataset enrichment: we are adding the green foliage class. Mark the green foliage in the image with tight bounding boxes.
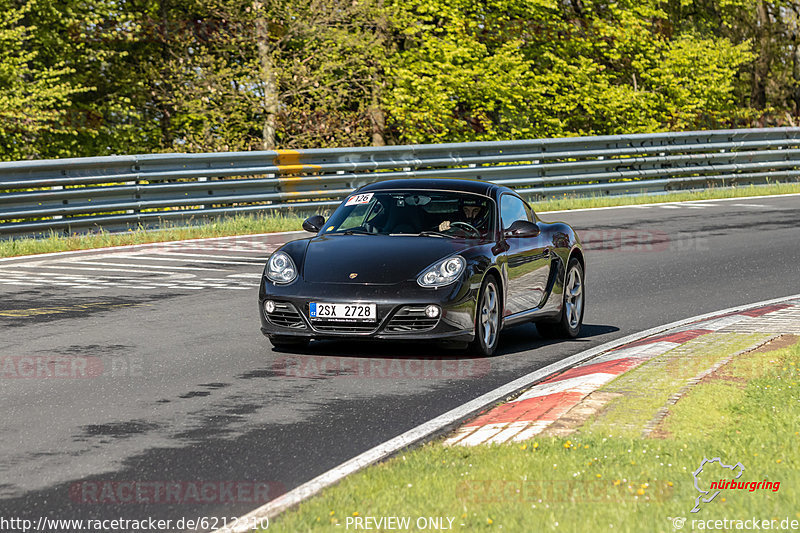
[0,0,87,160]
[0,0,796,159]
[384,0,757,142]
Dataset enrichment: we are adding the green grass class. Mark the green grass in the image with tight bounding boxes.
[584,333,771,437]
[0,212,306,258]
[264,338,800,532]
[1,182,798,258]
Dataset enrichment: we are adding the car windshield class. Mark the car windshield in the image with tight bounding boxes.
[323,191,495,239]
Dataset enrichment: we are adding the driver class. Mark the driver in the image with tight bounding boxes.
[438,199,489,233]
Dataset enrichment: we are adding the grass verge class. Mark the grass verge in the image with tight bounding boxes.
[0,213,306,258]
[528,181,800,212]
[2,182,799,258]
[263,336,800,532]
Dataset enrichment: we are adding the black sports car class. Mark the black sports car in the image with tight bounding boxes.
[259,178,585,356]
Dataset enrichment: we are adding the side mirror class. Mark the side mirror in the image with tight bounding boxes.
[303,215,325,233]
[503,220,540,239]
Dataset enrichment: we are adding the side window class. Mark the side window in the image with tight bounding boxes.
[500,194,529,230]
[523,202,535,222]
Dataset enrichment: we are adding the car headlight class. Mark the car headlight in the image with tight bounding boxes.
[417,255,466,288]
[266,251,298,284]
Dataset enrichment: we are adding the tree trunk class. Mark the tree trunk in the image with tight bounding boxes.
[369,3,388,147]
[369,81,386,146]
[255,14,278,150]
[158,0,173,148]
[793,33,800,115]
[750,0,771,109]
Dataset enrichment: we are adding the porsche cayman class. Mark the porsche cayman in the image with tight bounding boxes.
[259,178,585,356]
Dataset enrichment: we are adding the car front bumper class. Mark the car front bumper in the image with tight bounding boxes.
[258,276,478,342]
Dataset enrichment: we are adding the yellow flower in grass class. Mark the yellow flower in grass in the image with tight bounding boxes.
[352,512,360,517]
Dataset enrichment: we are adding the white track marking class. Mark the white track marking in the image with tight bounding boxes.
[107,254,263,266]
[441,427,477,446]
[0,269,193,280]
[457,423,508,447]
[485,421,532,444]
[150,245,276,253]
[512,373,618,402]
[6,265,194,275]
[138,251,265,261]
[510,421,554,442]
[588,341,679,365]
[60,260,226,272]
[689,315,750,331]
[0,267,254,291]
[657,205,682,209]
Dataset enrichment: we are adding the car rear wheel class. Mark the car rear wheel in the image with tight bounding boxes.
[269,336,310,350]
[469,277,500,356]
[536,258,584,339]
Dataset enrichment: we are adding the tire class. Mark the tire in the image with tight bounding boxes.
[536,258,584,339]
[469,276,501,356]
[269,336,310,350]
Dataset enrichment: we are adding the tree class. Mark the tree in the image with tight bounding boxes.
[383,0,756,143]
[0,0,87,160]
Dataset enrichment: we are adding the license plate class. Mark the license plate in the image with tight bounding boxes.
[309,303,377,321]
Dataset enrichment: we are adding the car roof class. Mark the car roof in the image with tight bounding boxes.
[357,178,514,198]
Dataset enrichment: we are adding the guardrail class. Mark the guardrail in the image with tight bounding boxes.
[1,127,799,236]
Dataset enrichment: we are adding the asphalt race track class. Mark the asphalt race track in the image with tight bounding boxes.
[1,194,798,529]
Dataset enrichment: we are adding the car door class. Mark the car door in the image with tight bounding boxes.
[500,194,550,316]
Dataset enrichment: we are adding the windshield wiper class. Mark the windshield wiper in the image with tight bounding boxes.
[336,228,384,235]
[418,230,456,239]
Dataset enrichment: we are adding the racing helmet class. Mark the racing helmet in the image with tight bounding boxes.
[459,198,490,229]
